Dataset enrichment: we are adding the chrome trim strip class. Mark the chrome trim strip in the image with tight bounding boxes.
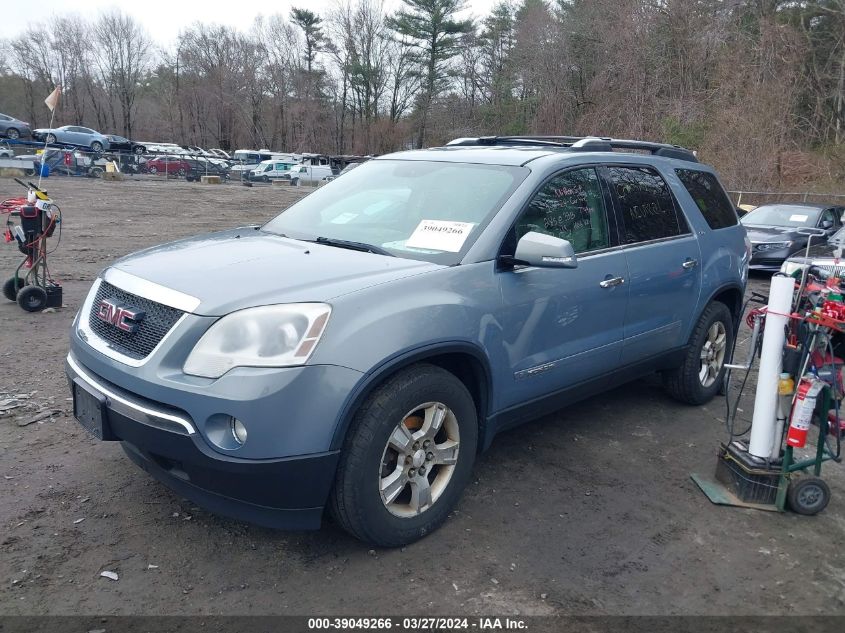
[76,277,189,368]
[103,268,201,313]
[67,353,195,435]
[620,233,694,250]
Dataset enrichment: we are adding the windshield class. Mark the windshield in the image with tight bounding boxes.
[263,159,527,264]
[741,205,821,228]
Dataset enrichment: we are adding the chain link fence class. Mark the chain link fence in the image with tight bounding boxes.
[727,190,845,208]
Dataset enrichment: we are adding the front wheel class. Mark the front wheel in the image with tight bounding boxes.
[17,285,48,312]
[330,364,477,547]
[134,145,145,155]
[148,165,158,174]
[45,133,57,144]
[7,128,20,140]
[663,301,734,405]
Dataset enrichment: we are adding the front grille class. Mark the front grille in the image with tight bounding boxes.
[88,281,183,360]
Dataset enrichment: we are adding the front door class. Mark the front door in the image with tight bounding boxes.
[603,165,703,364]
[495,166,629,409]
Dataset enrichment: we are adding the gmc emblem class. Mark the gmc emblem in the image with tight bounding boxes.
[96,299,145,334]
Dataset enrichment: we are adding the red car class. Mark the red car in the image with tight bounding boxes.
[145,156,190,176]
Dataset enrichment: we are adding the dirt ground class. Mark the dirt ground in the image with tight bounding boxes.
[1,176,844,617]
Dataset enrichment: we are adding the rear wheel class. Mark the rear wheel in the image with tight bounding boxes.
[664,301,734,405]
[148,165,158,174]
[90,141,103,153]
[330,364,477,547]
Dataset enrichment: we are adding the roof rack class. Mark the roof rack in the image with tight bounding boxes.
[446,135,699,163]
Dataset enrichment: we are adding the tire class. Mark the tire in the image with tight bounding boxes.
[291,178,300,186]
[148,165,158,174]
[330,363,477,547]
[177,168,186,177]
[134,145,145,155]
[3,276,26,301]
[17,285,48,312]
[7,128,20,140]
[89,166,104,178]
[46,133,57,144]
[90,141,103,153]
[262,176,270,183]
[787,477,830,515]
[663,301,734,405]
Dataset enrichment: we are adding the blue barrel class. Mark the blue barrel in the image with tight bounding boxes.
[39,162,50,177]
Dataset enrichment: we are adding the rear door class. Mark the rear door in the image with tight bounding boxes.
[604,164,702,364]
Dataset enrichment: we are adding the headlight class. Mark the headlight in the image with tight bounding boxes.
[183,303,331,379]
[756,241,792,252]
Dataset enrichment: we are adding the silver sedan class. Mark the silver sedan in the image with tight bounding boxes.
[32,125,110,152]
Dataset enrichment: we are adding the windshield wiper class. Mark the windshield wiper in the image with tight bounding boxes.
[313,236,395,257]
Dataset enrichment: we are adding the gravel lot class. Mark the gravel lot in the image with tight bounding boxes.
[1,177,844,617]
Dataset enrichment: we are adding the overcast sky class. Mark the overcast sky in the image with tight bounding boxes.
[1,0,502,46]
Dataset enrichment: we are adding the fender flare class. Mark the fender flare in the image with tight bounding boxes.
[329,341,494,452]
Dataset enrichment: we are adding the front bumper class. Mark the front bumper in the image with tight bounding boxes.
[66,352,349,529]
[749,254,790,271]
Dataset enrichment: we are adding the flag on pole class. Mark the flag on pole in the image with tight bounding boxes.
[44,85,61,112]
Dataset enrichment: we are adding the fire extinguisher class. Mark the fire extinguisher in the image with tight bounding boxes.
[787,376,826,448]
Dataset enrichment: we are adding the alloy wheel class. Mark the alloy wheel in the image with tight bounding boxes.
[379,402,460,518]
[699,321,727,387]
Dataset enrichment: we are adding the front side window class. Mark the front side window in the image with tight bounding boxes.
[675,169,737,230]
[608,166,687,243]
[513,167,609,254]
[263,159,527,265]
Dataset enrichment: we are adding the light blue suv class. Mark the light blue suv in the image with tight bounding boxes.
[66,136,749,546]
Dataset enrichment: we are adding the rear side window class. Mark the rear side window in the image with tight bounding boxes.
[607,166,688,244]
[675,169,738,230]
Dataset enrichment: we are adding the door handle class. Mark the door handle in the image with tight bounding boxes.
[599,276,625,288]
[682,259,698,269]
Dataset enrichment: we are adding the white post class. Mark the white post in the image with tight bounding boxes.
[749,275,795,458]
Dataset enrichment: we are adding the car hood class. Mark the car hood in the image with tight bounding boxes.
[743,225,805,243]
[108,227,440,316]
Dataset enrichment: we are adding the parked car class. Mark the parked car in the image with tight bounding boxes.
[32,125,111,152]
[140,142,184,154]
[66,136,748,546]
[248,159,300,182]
[144,156,190,176]
[105,135,147,155]
[184,158,230,181]
[741,203,845,271]
[209,148,231,159]
[0,113,32,140]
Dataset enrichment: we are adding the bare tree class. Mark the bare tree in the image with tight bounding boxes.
[92,10,153,137]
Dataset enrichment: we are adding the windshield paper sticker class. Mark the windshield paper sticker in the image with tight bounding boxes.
[789,214,809,222]
[406,220,475,252]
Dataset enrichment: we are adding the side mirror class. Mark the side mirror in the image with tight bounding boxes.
[513,231,578,268]
[821,220,834,230]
